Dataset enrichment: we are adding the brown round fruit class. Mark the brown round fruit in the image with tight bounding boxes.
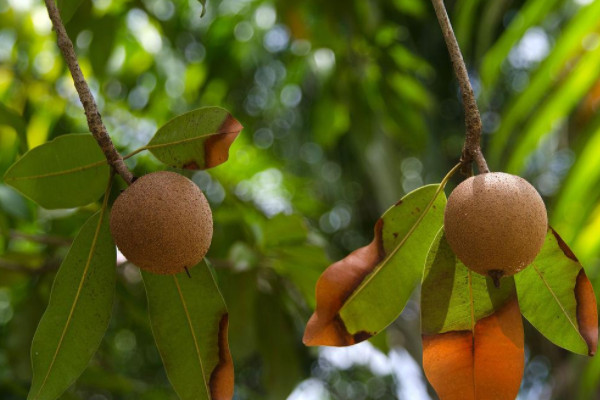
[110,171,213,274]
[444,172,547,281]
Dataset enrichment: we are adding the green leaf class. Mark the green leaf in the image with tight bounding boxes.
[480,0,563,89]
[551,115,600,242]
[421,229,524,400]
[421,228,517,334]
[146,107,242,170]
[339,185,446,335]
[304,184,446,346]
[142,259,234,400]
[488,0,600,166]
[505,32,600,174]
[57,0,85,24]
[515,228,598,355]
[3,134,110,209]
[28,208,116,400]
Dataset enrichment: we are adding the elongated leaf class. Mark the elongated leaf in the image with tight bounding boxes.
[304,184,446,347]
[142,260,234,400]
[28,209,116,400]
[552,118,600,242]
[146,107,242,170]
[506,42,600,173]
[515,228,598,355]
[489,0,600,166]
[480,0,562,89]
[421,229,524,400]
[3,134,110,209]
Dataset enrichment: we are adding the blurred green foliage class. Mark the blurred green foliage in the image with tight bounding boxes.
[1,0,600,398]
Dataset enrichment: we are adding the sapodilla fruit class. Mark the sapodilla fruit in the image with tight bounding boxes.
[443,172,547,285]
[110,171,213,275]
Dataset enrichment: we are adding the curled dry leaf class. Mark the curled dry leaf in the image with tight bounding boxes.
[423,299,524,400]
[421,229,525,400]
[304,184,446,346]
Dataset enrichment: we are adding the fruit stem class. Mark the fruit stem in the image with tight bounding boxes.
[43,0,134,185]
[488,270,503,288]
[430,0,490,175]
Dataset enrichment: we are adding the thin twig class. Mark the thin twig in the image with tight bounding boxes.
[10,231,72,247]
[43,0,134,185]
[431,0,490,175]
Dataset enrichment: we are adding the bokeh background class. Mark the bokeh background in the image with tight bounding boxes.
[1,0,600,398]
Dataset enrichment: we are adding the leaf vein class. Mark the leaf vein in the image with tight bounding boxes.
[172,275,211,398]
[6,160,107,182]
[532,264,580,334]
[32,176,112,400]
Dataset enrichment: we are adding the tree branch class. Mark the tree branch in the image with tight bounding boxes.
[430,0,490,174]
[43,0,134,185]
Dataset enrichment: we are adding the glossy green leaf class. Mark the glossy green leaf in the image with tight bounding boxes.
[142,259,234,400]
[480,0,562,89]
[421,228,517,334]
[421,229,524,400]
[515,228,598,355]
[304,184,446,346]
[146,107,242,170]
[488,0,600,166]
[28,209,116,400]
[3,134,110,209]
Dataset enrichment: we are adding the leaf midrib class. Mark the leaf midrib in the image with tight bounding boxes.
[31,184,110,400]
[146,129,241,150]
[531,264,580,335]
[172,275,211,398]
[5,160,107,182]
[342,176,453,308]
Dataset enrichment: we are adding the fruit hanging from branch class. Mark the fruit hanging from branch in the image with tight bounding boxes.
[444,172,548,286]
[110,171,213,275]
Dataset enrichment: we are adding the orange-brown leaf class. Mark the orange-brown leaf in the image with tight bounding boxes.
[204,115,243,169]
[576,270,599,355]
[423,299,524,400]
[210,314,235,399]
[303,220,384,346]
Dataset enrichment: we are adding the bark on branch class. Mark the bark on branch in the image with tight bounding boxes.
[43,0,134,184]
[431,0,490,174]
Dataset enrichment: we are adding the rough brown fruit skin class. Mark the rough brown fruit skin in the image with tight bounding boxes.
[444,172,547,278]
[110,171,213,274]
